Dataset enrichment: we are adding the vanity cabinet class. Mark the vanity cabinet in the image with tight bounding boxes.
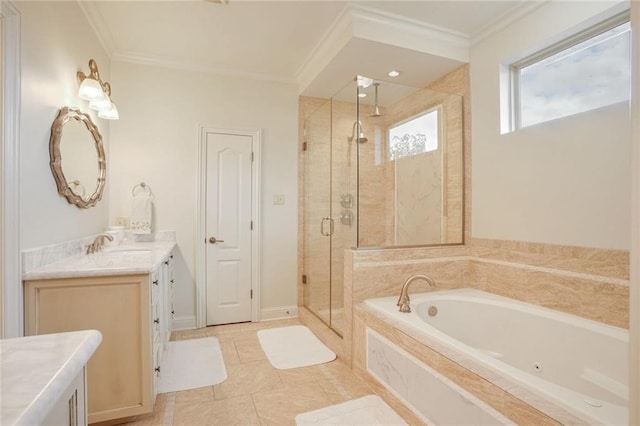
[24,250,175,424]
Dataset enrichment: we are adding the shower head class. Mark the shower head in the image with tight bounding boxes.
[371,83,381,117]
[347,121,368,143]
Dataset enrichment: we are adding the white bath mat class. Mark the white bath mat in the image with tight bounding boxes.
[156,337,227,393]
[257,325,336,369]
[295,395,407,425]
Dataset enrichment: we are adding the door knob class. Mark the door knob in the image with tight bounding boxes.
[209,237,224,244]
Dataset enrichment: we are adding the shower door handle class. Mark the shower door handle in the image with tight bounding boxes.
[320,217,334,237]
[320,217,329,236]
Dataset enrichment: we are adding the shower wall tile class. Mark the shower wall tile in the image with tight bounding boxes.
[470,259,628,328]
[426,65,472,244]
[377,73,465,246]
[470,238,629,280]
[468,238,629,328]
[352,245,468,264]
[351,257,470,304]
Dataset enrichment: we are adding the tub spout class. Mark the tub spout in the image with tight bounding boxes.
[397,274,436,313]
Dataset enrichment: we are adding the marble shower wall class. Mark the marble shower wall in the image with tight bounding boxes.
[357,74,464,247]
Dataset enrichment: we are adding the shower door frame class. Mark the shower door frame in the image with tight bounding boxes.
[302,101,335,332]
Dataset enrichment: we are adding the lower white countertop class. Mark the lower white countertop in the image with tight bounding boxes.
[1,330,102,426]
[22,241,176,280]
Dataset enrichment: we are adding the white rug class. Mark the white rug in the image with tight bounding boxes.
[156,337,227,393]
[295,395,408,425]
[257,325,336,369]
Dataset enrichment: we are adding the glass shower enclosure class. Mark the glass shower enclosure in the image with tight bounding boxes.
[302,75,464,336]
[302,80,358,337]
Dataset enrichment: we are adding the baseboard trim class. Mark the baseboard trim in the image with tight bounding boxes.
[172,315,197,331]
[260,305,298,321]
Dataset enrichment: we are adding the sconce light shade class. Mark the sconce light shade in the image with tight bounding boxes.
[77,59,119,120]
[89,96,111,111]
[78,77,106,102]
[98,102,119,120]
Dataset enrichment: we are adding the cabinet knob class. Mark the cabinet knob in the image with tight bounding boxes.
[153,280,158,286]
[164,260,169,265]
[154,318,160,324]
[170,255,173,259]
[170,280,174,284]
[171,310,175,315]
[155,366,161,376]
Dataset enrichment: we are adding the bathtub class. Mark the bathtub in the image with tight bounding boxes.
[363,288,628,425]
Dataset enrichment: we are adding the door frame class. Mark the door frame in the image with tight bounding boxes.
[630,3,640,422]
[1,1,21,338]
[196,125,262,328]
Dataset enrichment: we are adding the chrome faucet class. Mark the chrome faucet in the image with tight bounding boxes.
[85,233,114,254]
[397,274,436,313]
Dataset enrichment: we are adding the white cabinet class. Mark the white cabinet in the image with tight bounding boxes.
[151,250,175,398]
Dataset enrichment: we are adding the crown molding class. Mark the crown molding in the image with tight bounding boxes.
[296,2,471,92]
[112,51,297,85]
[349,3,469,61]
[295,4,354,92]
[470,1,549,46]
[77,0,115,57]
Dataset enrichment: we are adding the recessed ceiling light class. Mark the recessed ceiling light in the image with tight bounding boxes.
[388,70,400,77]
[358,93,367,98]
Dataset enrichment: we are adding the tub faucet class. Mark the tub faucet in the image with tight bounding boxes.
[397,274,436,313]
[85,233,114,254]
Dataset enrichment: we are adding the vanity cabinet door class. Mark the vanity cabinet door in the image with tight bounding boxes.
[24,274,153,424]
[151,268,163,398]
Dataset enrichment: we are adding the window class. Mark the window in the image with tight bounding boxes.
[511,13,630,129]
[388,108,439,160]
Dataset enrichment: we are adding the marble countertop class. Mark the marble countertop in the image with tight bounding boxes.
[22,241,176,280]
[1,330,102,426]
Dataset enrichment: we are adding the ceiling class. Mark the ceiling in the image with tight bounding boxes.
[80,1,531,97]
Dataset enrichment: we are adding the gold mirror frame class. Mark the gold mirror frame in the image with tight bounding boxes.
[49,107,106,209]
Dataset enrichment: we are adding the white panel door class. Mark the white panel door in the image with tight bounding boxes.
[205,132,252,326]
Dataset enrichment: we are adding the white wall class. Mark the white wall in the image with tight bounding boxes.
[471,1,631,250]
[108,61,299,323]
[18,1,111,249]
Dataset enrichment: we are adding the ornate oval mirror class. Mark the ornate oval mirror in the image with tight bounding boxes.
[49,107,106,208]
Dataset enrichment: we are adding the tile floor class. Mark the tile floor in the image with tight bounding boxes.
[124,319,378,426]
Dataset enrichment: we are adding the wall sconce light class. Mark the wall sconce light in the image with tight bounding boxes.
[77,59,119,120]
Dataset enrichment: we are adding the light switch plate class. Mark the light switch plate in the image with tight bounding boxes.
[115,217,130,227]
[273,194,285,205]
